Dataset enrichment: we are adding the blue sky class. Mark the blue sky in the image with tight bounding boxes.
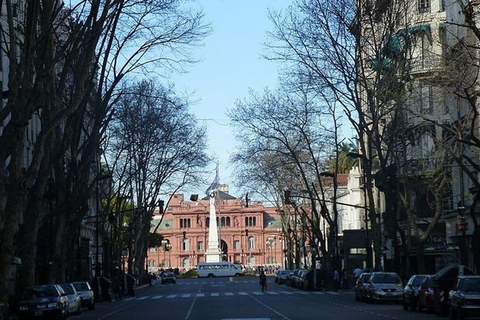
[173,0,293,197]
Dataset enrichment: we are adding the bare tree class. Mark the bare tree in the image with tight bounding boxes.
[0,0,210,300]
[265,0,422,271]
[106,78,208,280]
[228,84,343,271]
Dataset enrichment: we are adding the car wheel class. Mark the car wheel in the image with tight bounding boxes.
[77,303,82,315]
[410,301,417,311]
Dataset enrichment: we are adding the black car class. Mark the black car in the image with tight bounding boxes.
[17,284,68,320]
[302,269,323,291]
[403,274,431,311]
[274,270,292,285]
[449,275,480,320]
[161,272,177,284]
[355,273,371,302]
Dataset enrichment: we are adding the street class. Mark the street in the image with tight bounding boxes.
[72,277,440,320]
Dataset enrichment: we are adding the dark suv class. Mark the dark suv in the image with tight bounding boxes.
[403,274,431,311]
[17,284,68,320]
[449,275,480,320]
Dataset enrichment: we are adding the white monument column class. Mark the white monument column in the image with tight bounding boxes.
[205,191,222,262]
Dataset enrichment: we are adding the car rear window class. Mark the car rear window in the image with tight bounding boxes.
[412,276,426,286]
[73,283,89,291]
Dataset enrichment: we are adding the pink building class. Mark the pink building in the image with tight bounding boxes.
[148,186,284,270]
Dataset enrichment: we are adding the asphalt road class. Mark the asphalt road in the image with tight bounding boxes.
[72,277,441,320]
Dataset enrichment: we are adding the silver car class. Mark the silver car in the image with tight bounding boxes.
[60,283,82,315]
[365,272,404,303]
[72,281,95,310]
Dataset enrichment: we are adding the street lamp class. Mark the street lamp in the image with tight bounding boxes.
[320,171,340,267]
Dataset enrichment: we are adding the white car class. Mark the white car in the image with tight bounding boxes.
[60,283,82,315]
[72,281,95,310]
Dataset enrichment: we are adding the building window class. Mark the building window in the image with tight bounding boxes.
[183,238,190,251]
[233,240,240,250]
[439,0,445,11]
[197,241,204,252]
[418,0,430,13]
[220,217,231,227]
[418,84,433,114]
[180,218,191,229]
[248,236,255,250]
[245,216,256,227]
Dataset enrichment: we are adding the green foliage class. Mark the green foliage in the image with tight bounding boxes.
[181,269,198,278]
[325,142,358,173]
[148,232,164,248]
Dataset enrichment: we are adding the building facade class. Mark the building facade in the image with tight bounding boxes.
[148,185,285,271]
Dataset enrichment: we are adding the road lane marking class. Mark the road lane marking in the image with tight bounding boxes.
[151,295,163,299]
[167,294,176,298]
[123,297,135,301]
[196,293,205,297]
[182,294,191,298]
[224,292,234,296]
[211,293,220,297]
[137,296,149,300]
[239,292,248,295]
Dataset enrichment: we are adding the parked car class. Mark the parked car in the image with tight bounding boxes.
[302,269,323,291]
[417,275,434,313]
[275,270,292,285]
[60,283,82,315]
[71,281,95,310]
[449,275,480,320]
[161,272,177,284]
[290,269,307,288]
[403,274,431,311]
[17,284,68,320]
[355,273,371,302]
[365,272,403,304]
[431,264,475,316]
[294,269,308,289]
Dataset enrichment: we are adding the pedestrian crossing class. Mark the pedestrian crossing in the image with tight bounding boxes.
[121,290,339,301]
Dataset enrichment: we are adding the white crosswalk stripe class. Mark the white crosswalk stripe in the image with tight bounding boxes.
[130,290,340,300]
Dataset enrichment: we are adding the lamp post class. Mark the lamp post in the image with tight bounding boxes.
[457,207,468,265]
[320,171,339,268]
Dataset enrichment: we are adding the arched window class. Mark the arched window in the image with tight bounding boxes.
[183,238,190,251]
[245,216,257,227]
[248,236,255,250]
[180,218,191,229]
[226,217,230,227]
[206,217,210,227]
